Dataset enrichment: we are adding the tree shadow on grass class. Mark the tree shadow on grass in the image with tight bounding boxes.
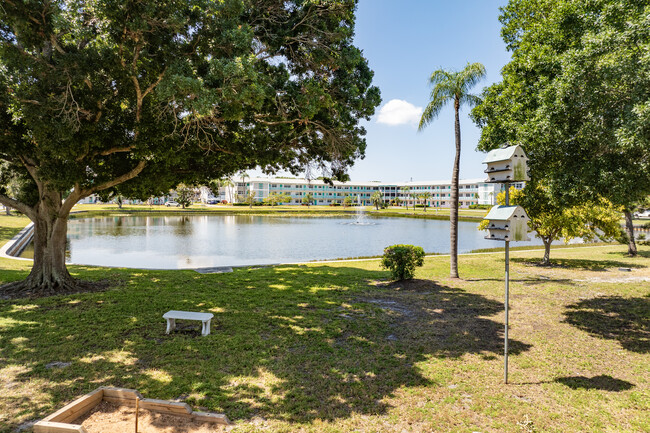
[555,375,634,391]
[0,265,531,428]
[563,295,650,353]
[511,257,646,271]
[607,249,650,259]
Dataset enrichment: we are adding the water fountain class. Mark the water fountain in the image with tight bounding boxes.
[349,194,374,225]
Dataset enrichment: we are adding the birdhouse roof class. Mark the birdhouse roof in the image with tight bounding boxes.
[482,145,527,164]
[484,205,528,221]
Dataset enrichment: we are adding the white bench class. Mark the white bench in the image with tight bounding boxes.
[163,310,214,336]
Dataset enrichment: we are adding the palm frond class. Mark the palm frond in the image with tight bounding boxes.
[459,93,482,108]
[428,69,452,87]
[419,85,454,131]
[458,62,486,93]
[418,99,444,131]
[419,62,486,130]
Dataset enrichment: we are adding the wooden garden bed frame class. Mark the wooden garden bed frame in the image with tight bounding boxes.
[34,387,230,433]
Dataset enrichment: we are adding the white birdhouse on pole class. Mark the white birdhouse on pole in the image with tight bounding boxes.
[484,205,531,242]
[483,144,530,183]
[481,143,532,385]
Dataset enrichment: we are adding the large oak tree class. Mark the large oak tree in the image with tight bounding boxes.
[0,0,380,295]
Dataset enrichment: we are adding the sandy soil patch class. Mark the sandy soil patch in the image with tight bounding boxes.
[77,401,226,433]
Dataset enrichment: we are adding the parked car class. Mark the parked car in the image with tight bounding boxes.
[206,199,219,204]
[633,209,650,218]
[165,201,180,207]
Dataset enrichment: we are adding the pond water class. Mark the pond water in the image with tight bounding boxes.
[34,214,545,269]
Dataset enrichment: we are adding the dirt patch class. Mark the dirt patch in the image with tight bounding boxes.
[373,278,439,292]
[77,401,227,432]
[577,276,650,283]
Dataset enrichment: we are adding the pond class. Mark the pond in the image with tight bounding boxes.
[26,214,545,269]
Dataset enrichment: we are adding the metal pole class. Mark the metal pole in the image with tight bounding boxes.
[504,186,510,384]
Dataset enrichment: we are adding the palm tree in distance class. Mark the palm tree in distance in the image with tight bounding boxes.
[400,186,410,210]
[419,62,486,278]
[238,171,249,204]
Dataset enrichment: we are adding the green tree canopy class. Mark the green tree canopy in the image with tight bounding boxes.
[472,0,650,256]
[175,184,194,209]
[0,0,380,295]
[481,186,622,265]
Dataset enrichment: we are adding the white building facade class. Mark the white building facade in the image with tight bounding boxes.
[226,177,501,208]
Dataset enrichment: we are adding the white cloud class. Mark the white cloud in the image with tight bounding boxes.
[376,99,423,126]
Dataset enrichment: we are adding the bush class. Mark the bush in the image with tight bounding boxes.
[469,204,492,209]
[221,200,228,204]
[381,244,425,281]
[329,202,341,206]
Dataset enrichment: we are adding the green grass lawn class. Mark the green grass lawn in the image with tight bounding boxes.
[1,234,648,432]
[0,213,30,248]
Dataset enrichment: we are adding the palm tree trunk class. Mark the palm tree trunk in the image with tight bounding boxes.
[450,98,461,278]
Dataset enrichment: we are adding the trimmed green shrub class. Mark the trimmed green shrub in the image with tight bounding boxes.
[381,244,425,280]
[469,204,492,209]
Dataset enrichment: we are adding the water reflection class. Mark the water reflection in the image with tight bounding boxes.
[47,215,549,269]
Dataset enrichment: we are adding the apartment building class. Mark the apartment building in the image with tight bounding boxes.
[227,177,502,208]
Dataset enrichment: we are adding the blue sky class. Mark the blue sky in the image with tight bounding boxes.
[256,0,511,183]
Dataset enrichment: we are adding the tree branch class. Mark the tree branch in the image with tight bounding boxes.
[98,146,135,157]
[80,160,146,196]
[142,68,167,99]
[0,193,34,218]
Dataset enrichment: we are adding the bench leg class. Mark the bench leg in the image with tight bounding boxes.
[166,318,176,334]
[202,319,211,336]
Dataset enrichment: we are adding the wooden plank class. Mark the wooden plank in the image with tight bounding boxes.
[100,387,143,401]
[192,411,231,425]
[33,421,87,433]
[102,396,137,406]
[42,389,103,423]
[139,398,192,416]
[54,391,104,423]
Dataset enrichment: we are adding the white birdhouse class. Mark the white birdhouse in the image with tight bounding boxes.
[482,144,530,183]
[484,205,530,241]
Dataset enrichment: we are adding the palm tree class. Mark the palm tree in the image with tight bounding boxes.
[420,192,432,212]
[238,171,249,204]
[302,192,314,207]
[419,62,486,278]
[400,186,410,210]
[370,191,383,210]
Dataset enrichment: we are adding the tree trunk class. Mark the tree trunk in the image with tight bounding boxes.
[5,205,10,215]
[623,209,637,257]
[450,98,461,278]
[541,238,552,266]
[2,188,77,296]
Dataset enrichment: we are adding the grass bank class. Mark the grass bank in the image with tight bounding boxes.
[1,240,648,432]
[71,203,487,221]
